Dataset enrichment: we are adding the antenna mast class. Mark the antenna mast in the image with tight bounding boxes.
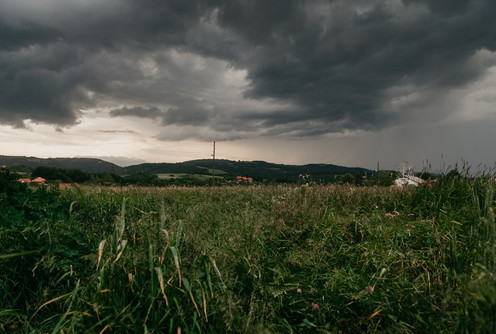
[377,161,380,184]
[212,141,216,186]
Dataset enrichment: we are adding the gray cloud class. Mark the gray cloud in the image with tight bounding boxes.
[163,107,210,126]
[98,129,138,134]
[221,0,496,129]
[402,0,475,17]
[0,21,60,51]
[109,106,164,119]
[109,105,210,126]
[0,0,495,137]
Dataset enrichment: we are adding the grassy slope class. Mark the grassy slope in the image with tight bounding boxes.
[1,176,495,333]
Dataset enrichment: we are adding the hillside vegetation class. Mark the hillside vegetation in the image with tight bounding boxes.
[1,155,374,185]
[0,156,121,174]
[0,168,495,333]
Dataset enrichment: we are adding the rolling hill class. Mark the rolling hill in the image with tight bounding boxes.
[122,159,373,182]
[0,155,373,182]
[0,155,122,174]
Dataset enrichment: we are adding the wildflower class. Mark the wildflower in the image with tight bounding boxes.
[365,285,374,293]
[297,288,302,293]
[311,303,320,311]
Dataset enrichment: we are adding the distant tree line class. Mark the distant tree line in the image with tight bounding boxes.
[28,166,397,186]
[32,166,93,183]
[31,166,124,185]
[29,167,214,186]
[18,165,445,187]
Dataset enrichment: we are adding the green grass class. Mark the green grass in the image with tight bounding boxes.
[156,173,223,184]
[1,171,495,333]
[156,173,189,179]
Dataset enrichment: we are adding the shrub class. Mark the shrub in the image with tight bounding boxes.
[0,169,84,331]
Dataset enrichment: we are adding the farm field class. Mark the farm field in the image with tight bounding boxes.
[156,173,225,182]
[156,173,190,179]
[1,171,495,333]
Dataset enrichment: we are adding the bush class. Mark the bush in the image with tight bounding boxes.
[0,169,85,331]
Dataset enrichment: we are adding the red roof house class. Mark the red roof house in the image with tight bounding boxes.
[236,176,253,183]
[31,177,46,184]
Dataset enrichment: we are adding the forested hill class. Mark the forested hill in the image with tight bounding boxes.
[0,155,373,182]
[122,159,373,182]
[0,155,122,173]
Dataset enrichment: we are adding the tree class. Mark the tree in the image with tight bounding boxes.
[32,166,69,182]
[31,166,91,183]
[365,171,397,186]
[64,168,91,183]
[340,173,355,184]
[122,172,161,186]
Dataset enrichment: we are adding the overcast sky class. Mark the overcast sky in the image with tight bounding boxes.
[1,0,495,171]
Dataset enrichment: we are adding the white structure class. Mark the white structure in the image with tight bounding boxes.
[394,174,424,187]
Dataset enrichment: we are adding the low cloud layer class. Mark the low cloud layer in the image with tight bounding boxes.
[1,0,495,140]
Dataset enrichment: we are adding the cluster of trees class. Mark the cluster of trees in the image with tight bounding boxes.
[18,165,443,187]
[29,167,214,186]
[28,166,398,186]
[0,167,65,226]
[32,166,93,183]
[31,166,120,184]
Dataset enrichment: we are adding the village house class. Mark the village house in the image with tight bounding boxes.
[31,177,46,185]
[237,176,253,183]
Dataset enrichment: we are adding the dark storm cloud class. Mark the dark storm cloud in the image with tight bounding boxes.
[0,0,213,127]
[0,42,93,127]
[402,0,474,17]
[0,0,495,137]
[110,105,210,126]
[216,0,496,130]
[0,21,60,51]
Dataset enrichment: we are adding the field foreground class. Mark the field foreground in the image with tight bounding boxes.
[1,173,495,333]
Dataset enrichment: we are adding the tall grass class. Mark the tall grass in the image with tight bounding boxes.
[1,172,495,332]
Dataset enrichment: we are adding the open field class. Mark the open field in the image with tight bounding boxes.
[156,173,192,179]
[156,174,224,181]
[1,171,495,333]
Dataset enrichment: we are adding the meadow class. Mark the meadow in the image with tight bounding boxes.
[1,170,495,333]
